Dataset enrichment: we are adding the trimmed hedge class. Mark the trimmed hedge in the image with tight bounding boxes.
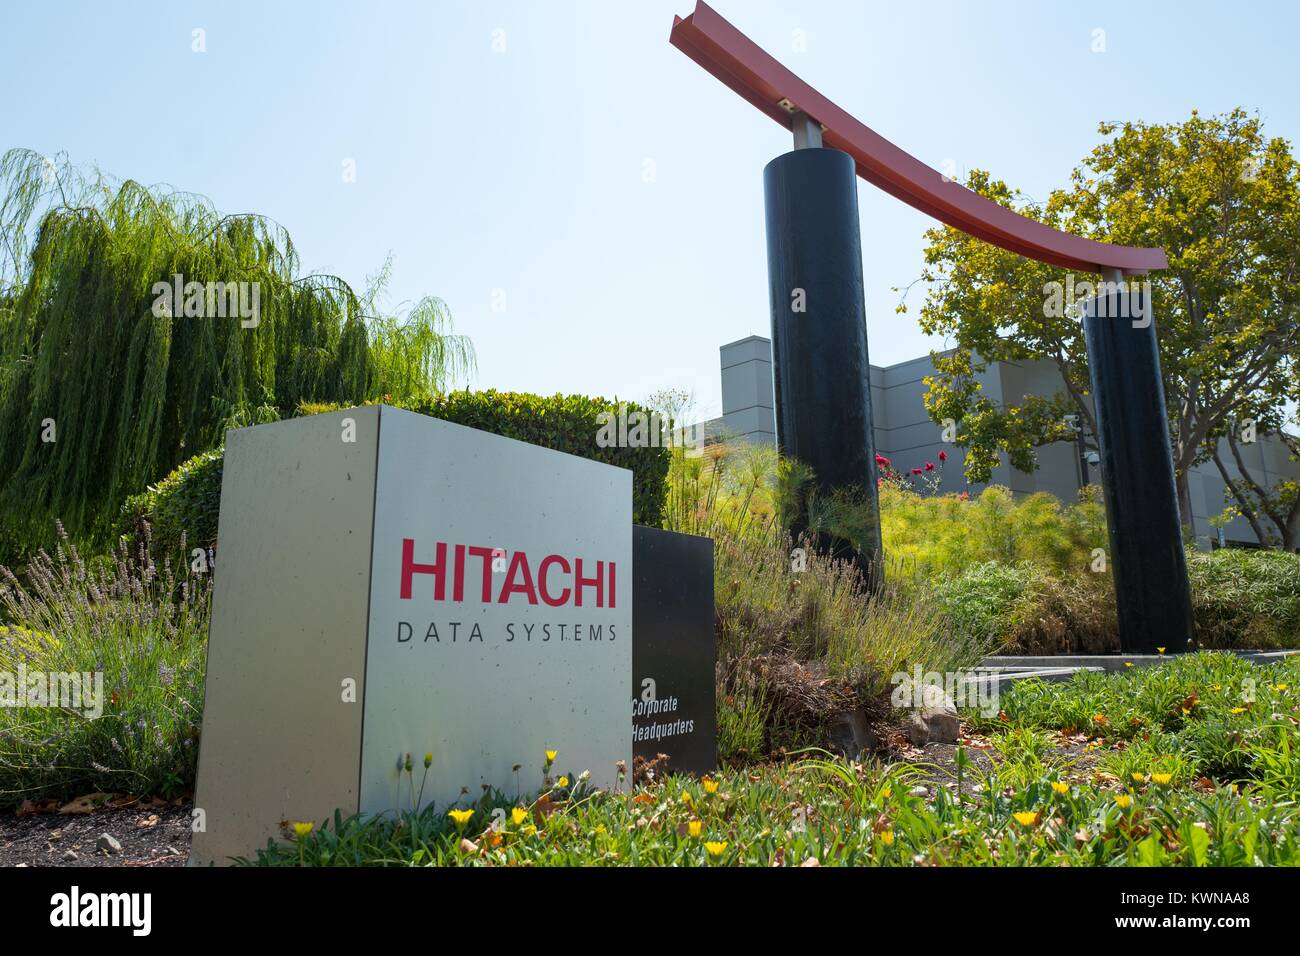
[390,391,668,526]
[119,448,225,554]
[119,391,669,551]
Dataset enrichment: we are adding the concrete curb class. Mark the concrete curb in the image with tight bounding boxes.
[982,649,1298,673]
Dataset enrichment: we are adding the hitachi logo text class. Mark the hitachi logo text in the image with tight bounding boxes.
[399,539,617,608]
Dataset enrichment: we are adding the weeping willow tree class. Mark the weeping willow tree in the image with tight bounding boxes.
[0,148,474,554]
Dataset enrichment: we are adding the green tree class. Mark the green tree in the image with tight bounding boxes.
[906,110,1300,545]
[0,148,474,552]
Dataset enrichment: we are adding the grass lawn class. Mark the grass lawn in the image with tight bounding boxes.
[250,651,1300,866]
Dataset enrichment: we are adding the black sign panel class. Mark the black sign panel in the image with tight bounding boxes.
[632,525,716,775]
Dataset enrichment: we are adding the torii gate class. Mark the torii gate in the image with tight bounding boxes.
[671,2,1193,654]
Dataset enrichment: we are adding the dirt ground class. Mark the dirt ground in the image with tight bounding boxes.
[0,798,192,867]
[900,725,1107,800]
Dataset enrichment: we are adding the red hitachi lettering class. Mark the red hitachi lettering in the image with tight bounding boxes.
[398,539,615,608]
[452,544,466,601]
[466,545,496,602]
[538,554,571,607]
[499,551,538,604]
[574,558,604,608]
[400,539,447,600]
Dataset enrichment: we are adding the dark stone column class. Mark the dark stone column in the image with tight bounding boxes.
[632,526,715,775]
[1082,279,1194,653]
[763,147,881,583]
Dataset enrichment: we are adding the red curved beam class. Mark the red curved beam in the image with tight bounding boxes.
[670,2,1166,275]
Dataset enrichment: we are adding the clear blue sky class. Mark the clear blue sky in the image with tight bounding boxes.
[2,1,1296,422]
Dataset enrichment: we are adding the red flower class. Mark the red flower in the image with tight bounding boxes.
[924,462,935,471]
[938,450,947,462]
[911,467,923,475]
[874,454,891,468]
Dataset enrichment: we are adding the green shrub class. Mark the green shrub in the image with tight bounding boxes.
[935,561,1045,647]
[119,448,225,555]
[880,484,1107,579]
[905,498,1300,653]
[936,561,1121,655]
[1189,548,1300,649]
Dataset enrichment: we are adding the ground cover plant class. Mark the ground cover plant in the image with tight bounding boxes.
[248,653,1300,866]
[973,651,1300,800]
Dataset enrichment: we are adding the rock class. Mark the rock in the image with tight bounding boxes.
[62,849,78,862]
[906,703,960,746]
[908,785,929,798]
[95,832,122,855]
[827,707,881,758]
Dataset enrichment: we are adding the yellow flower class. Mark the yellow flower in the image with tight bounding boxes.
[291,821,314,838]
[1274,684,1289,691]
[511,807,528,826]
[1151,773,1173,785]
[557,775,569,788]
[688,819,703,838]
[447,808,474,826]
[1230,706,1247,714]
[1131,772,1146,782]
[423,752,433,769]
[544,749,557,766]
[1114,794,1132,809]
[1124,662,1134,668]
[702,778,719,795]
[879,787,891,799]
[704,841,727,857]
[680,791,693,806]
[1013,811,1040,827]
[880,829,895,846]
[522,824,538,838]
[1050,782,1069,795]
[1157,647,1166,654]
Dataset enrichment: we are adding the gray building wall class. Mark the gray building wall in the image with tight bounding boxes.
[701,335,1299,550]
[716,335,776,446]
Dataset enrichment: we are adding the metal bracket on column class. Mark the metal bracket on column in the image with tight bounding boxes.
[1099,267,1124,289]
[791,110,823,149]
